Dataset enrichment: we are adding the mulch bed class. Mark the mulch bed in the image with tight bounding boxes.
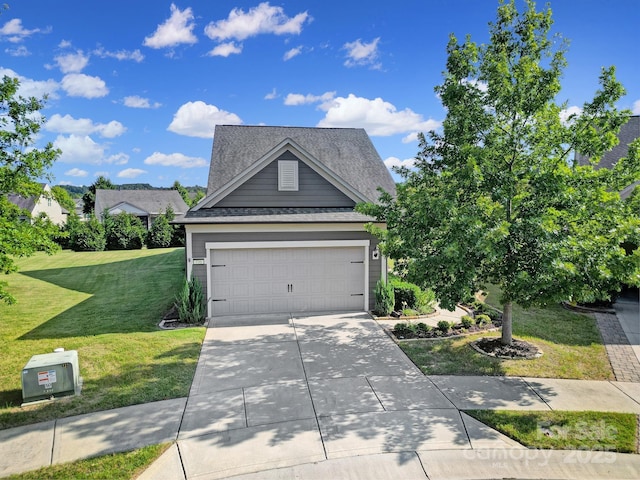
[158,306,205,329]
[470,337,543,359]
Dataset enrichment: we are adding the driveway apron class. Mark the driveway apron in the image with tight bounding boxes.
[175,312,506,479]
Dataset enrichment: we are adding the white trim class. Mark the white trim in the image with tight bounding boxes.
[186,229,193,279]
[205,239,370,316]
[205,240,369,250]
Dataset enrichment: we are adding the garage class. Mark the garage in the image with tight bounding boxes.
[207,242,368,316]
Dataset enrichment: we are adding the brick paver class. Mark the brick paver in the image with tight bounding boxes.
[594,312,640,383]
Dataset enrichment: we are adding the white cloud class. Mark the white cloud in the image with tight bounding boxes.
[144,152,208,168]
[104,153,129,165]
[317,94,441,136]
[402,132,419,143]
[204,2,310,41]
[284,91,335,108]
[143,3,197,49]
[384,156,416,169]
[168,101,242,138]
[0,67,59,99]
[0,18,46,42]
[283,46,302,61]
[45,114,126,138]
[633,100,640,115]
[64,168,89,177]
[264,88,278,100]
[93,47,144,62]
[123,95,161,109]
[5,45,30,57]
[117,168,146,179]
[55,51,89,73]
[343,37,380,68]
[54,134,105,164]
[560,106,583,124]
[207,41,242,57]
[61,73,108,98]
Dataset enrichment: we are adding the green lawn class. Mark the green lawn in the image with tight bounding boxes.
[399,285,614,379]
[5,443,169,480]
[466,410,638,453]
[0,248,205,430]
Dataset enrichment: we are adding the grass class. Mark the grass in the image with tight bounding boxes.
[398,285,613,379]
[466,410,638,453]
[0,248,205,430]
[5,443,170,480]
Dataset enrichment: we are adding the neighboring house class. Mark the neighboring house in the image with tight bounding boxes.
[576,114,640,199]
[95,189,189,229]
[7,183,67,225]
[177,125,396,318]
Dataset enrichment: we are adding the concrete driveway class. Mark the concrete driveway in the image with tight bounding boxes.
[163,312,521,480]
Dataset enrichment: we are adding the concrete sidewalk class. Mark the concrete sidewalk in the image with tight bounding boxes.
[1,312,640,479]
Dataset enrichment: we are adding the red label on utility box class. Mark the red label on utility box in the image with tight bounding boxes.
[37,370,57,385]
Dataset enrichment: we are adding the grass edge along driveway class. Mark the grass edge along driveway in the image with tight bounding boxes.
[0,248,205,430]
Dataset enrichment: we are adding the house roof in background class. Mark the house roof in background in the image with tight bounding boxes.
[204,125,396,205]
[95,189,189,217]
[576,115,640,169]
[6,183,49,212]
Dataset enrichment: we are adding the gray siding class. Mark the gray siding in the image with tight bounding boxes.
[191,230,382,311]
[216,151,356,208]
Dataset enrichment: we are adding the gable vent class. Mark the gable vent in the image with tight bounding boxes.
[278,160,299,191]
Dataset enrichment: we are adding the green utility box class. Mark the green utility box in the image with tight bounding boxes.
[21,350,81,405]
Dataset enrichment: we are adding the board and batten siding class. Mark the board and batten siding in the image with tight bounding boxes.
[215,152,357,208]
[188,229,384,312]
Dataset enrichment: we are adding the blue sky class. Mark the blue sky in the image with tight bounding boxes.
[2,0,639,188]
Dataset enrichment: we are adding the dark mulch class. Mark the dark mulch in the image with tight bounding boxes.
[471,337,543,359]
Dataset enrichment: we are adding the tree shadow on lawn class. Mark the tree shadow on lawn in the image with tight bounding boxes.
[18,253,184,340]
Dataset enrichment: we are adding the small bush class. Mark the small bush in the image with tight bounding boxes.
[416,322,431,334]
[460,315,474,329]
[475,314,491,326]
[392,323,414,336]
[437,320,451,333]
[390,278,422,311]
[375,279,395,316]
[175,275,205,324]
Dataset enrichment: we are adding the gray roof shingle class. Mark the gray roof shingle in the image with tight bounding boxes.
[95,189,189,217]
[179,207,376,224]
[205,125,396,204]
[576,115,640,169]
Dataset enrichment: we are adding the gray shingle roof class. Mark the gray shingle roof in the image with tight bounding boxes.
[178,207,376,224]
[95,189,189,217]
[576,115,640,169]
[205,125,396,204]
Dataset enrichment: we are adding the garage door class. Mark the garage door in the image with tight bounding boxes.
[209,246,366,315]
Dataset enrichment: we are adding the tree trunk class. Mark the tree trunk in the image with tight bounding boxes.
[501,301,513,345]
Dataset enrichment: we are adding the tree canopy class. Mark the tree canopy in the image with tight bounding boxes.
[0,76,61,303]
[359,0,640,345]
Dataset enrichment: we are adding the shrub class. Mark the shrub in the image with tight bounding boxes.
[70,215,106,251]
[392,323,414,336]
[104,212,146,250]
[416,322,431,334]
[375,279,395,316]
[390,278,422,311]
[175,275,205,324]
[460,315,474,329]
[147,212,174,249]
[437,320,451,333]
[475,314,491,326]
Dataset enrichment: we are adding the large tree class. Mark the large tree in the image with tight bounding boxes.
[82,175,115,214]
[359,0,640,345]
[0,76,61,303]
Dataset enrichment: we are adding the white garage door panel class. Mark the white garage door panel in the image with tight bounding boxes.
[210,247,365,315]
